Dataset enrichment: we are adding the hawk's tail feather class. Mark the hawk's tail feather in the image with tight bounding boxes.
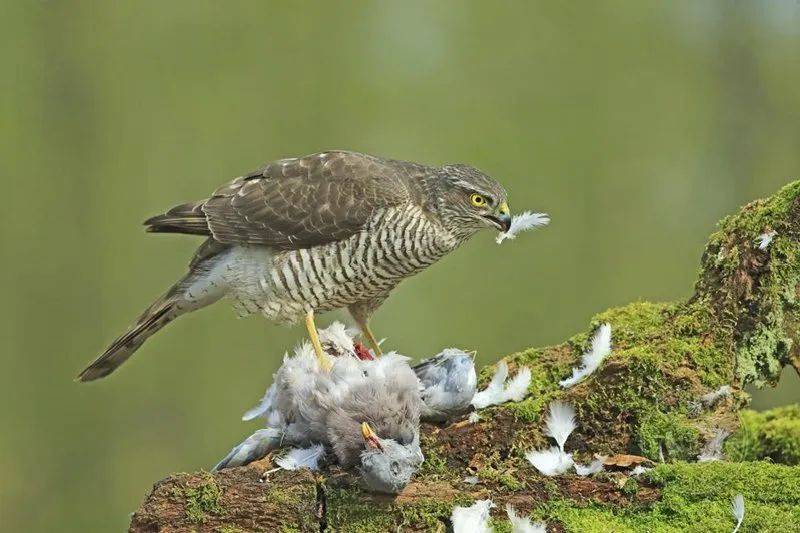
[77,263,225,382]
[77,289,181,382]
[144,201,210,236]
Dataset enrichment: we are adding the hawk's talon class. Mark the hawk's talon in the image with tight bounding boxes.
[305,309,332,371]
[359,322,383,357]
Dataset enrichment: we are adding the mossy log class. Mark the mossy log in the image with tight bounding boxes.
[130,182,800,532]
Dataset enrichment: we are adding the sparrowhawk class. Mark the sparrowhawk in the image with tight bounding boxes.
[78,150,512,381]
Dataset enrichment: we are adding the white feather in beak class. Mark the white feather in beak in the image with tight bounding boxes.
[496,212,550,244]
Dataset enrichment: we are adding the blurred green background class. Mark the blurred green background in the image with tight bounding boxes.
[2,1,800,530]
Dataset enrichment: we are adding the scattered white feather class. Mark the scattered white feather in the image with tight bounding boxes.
[468,412,481,424]
[658,443,665,463]
[698,429,730,463]
[505,504,547,533]
[544,401,576,453]
[630,465,651,476]
[731,494,745,533]
[471,362,532,409]
[496,212,550,244]
[559,324,612,388]
[525,401,578,477]
[504,367,532,402]
[525,446,574,477]
[701,385,733,407]
[756,230,777,250]
[574,457,605,476]
[463,475,480,485]
[274,444,326,471]
[472,361,508,407]
[451,499,495,533]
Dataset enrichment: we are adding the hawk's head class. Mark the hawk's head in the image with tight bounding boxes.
[436,164,511,235]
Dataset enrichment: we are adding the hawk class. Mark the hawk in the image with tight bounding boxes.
[78,150,512,381]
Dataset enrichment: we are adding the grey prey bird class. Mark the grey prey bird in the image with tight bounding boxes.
[78,150,512,380]
[214,323,424,493]
[414,348,477,422]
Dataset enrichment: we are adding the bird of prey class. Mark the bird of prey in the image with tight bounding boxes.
[214,323,423,493]
[414,348,477,422]
[78,150,511,380]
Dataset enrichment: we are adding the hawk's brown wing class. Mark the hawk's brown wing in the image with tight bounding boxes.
[145,151,419,250]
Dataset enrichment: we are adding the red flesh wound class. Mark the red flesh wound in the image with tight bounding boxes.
[354,342,374,361]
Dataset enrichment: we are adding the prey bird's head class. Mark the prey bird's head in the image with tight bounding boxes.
[358,422,423,494]
[435,164,511,235]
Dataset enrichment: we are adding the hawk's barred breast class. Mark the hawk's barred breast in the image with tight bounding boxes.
[225,205,463,324]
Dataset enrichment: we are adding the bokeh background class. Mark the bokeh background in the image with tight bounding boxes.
[3,1,800,530]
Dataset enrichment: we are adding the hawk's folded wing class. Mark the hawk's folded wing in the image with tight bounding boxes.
[145,151,419,250]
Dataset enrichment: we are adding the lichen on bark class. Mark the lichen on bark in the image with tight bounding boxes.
[129,181,800,532]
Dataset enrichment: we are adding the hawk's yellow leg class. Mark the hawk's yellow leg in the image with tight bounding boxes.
[361,321,383,357]
[305,309,332,371]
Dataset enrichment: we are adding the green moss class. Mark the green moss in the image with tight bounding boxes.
[418,434,449,477]
[532,462,800,532]
[397,498,471,530]
[620,477,638,496]
[505,394,552,425]
[476,461,524,491]
[592,302,672,345]
[503,358,563,424]
[175,472,224,524]
[326,486,471,532]
[592,301,730,387]
[652,460,797,501]
[264,484,305,507]
[697,180,800,387]
[492,521,514,533]
[727,405,800,464]
[637,411,700,461]
[325,487,397,532]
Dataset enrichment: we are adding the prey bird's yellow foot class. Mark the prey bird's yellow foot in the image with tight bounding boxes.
[305,309,332,371]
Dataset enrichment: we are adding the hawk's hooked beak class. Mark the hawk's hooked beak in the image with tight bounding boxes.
[361,422,383,451]
[485,202,512,232]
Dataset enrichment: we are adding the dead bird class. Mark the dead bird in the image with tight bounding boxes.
[214,323,423,494]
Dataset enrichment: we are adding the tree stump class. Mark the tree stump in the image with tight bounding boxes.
[130,182,800,532]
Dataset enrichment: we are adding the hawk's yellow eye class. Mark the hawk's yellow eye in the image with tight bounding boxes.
[470,193,487,207]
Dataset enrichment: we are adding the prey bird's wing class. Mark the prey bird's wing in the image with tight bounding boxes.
[212,428,283,471]
[412,353,450,388]
[146,151,418,250]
